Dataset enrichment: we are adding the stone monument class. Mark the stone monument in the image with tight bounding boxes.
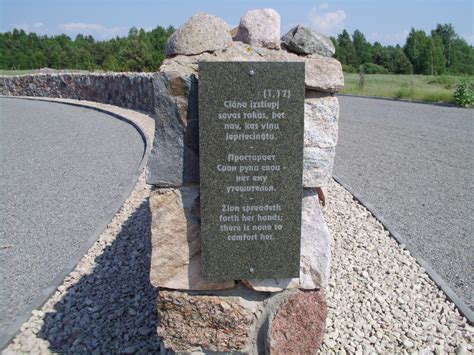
[147,8,343,354]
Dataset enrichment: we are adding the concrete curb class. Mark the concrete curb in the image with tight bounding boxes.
[0,96,154,350]
[333,174,474,325]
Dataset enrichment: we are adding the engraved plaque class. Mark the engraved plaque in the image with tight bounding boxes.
[199,61,305,280]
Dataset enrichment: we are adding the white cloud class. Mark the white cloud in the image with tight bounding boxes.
[319,3,329,10]
[13,22,48,33]
[308,7,346,36]
[368,30,409,46]
[58,22,126,39]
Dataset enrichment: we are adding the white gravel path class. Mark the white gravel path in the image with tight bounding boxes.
[2,100,472,354]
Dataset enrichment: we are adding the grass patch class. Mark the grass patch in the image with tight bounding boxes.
[0,69,37,76]
[341,73,472,104]
[0,69,104,76]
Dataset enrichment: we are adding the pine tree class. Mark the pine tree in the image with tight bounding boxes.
[352,29,372,67]
[336,29,356,68]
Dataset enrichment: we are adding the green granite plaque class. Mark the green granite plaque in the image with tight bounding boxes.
[199,62,305,280]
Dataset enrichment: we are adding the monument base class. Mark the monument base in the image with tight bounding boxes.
[157,286,328,354]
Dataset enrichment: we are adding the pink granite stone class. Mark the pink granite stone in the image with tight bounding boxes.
[267,290,328,354]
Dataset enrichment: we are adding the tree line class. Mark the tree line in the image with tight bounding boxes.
[0,23,472,75]
[0,26,174,72]
[332,24,474,75]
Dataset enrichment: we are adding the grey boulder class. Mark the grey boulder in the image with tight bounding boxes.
[234,8,281,49]
[165,13,232,56]
[282,25,335,57]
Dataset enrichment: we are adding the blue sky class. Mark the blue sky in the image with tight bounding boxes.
[1,0,473,45]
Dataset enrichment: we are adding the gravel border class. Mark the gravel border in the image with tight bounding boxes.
[320,180,472,353]
[1,98,155,352]
[334,175,474,324]
[2,99,472,353]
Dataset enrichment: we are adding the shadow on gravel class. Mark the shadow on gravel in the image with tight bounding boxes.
[37,199,162,353]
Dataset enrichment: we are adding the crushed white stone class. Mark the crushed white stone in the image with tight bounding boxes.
[320,180,473,354]
[2,99,472,353]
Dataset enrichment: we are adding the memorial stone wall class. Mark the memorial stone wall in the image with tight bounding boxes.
[0,72,155,113]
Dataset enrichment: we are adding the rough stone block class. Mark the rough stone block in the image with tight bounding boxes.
[149,187,234,290]
[157,290,255,352]
[303,146,336,187]
[165,13,232,56]
[266,290,327,354]
[147,71,199,187]
[299,189,331,288]
[305,54,344,92]
[234,8,281,49]
[281,25,335,57]
[304,95,339,148]
[160,42,344,93]
[243,189,331,292]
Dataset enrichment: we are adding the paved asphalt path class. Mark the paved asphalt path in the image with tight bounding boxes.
[334,96,473,312]
[0,98,144,346]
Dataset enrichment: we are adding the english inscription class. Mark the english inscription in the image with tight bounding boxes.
[199,62,305,280]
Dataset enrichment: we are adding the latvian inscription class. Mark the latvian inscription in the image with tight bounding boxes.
[199,62,305,280]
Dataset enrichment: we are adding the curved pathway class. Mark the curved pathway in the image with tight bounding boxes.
[334,96,473,315]
[0,98,145,347]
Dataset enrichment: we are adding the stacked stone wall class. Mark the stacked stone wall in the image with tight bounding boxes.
[0,73,155,113]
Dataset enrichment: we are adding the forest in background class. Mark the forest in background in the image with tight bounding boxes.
[0,26,175,72]
[0,23,473,75]
[333,24,473,76]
